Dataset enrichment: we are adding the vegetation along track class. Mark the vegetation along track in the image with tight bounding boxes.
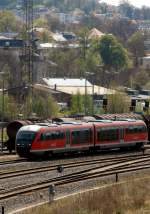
[0,153,149,180]
[1,154,150,200]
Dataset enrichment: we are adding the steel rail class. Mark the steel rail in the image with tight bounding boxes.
[0,154,150,180]
[0,158,27,166]
[1,155,150,200]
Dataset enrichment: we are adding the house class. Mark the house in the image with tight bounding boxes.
[140,56,150,69]
[138,21,150,54]
[88,28,104,40]
[57,12,82,24]
[42,78,115,104]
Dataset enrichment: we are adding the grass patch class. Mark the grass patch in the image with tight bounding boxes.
[22,177,150,214]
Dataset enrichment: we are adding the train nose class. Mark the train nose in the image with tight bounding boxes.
[16,143,31,157]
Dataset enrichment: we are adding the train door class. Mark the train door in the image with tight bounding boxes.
[66,129,70,148]
[120,128,124,143]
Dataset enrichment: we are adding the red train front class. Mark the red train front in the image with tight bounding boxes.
[16,120,148,157]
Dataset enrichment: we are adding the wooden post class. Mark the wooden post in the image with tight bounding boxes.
[2,206,4,214]
[116,173,119,182]
[49,184,55,203]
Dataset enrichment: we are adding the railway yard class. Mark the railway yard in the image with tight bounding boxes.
[0,148,150,213]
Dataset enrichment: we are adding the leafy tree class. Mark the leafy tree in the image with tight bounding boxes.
[0,94,19,120]
[45,0,99,14]
[141,6,150,20]
[84,94,93,115]
[70,92,93,115]
[133,70,149,90]
[71,92,84,114]
[107,19,138,42]
[34,18,48,28]
[0,91,59,120]
[99,34,131,72]
[77,28,102,76]
[107,92,130,113]
[31,93,59,118]
[119,0,134,19]
[0,10,22,32]
[127,31,145,66]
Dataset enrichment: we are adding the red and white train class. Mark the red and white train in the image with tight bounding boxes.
[16,119,148,157]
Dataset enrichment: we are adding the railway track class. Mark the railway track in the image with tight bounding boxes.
[0,158,27,166]
[0,153,149,180]
[1,154,150,201]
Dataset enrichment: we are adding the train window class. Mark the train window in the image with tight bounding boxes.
[17,131,36,143]
[126,126,147,134]
[97,128,118,141]
[138,126,147,133]
[72,129,92,144]
[40,131,65,141]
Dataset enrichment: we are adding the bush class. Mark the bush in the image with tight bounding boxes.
[107,92,130,113]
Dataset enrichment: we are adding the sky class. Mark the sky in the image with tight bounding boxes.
[100,0,150,8]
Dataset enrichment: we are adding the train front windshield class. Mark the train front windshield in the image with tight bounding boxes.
[16,131,36,147]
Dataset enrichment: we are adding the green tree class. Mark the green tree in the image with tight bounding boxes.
[107,93,130,113]
[99,34,131,72]
[127,31,145,66]
[34,18,48,28]
[70,92,93,115]
[32,93,59,118]
[0,94,19,120]
[0,10,22,32]
[77,28,102,77]
[119,0,134,19]
[133,70,149,90]
[71,92,84,114]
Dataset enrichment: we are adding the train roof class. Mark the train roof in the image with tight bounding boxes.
[18,119,146,133]
[92,119,145,127]
[18,124,58,132]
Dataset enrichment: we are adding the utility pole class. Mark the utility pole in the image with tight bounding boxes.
[1,76,4,152]
[22,0,34,114]
[84,77,87,115]
[24,0,34,83]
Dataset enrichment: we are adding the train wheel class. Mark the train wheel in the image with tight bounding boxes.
[135,143,143,150]
[44,151,53,159]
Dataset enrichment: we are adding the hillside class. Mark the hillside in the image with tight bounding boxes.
[0,0,99,13]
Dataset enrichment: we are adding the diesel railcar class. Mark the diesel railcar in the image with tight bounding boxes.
[16,120,148,157]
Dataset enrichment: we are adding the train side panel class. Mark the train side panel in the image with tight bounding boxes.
[31,127,66,154]
[69,124,94,150]
[94,120,148,149]
[94,123,120,148]
[30,123,94,154]
[124,123,148,145]
[16,120,148,157]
